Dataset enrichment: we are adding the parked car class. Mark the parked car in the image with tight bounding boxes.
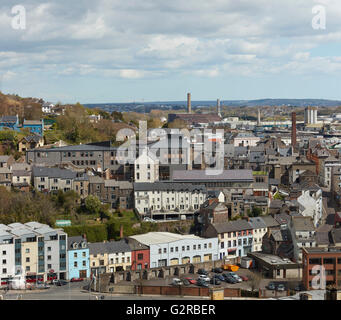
[56,280,68,286]
[223,274,237,284]
[212,267,223,273]
[143,217,157,223]
[294,284,304,292]
[267,282,276,290]
[210,278,221,285]
[214,274,225,281]
[228,272,242,283]
[182,278,190,286]
[184,277,197,285]
[198,274,210,282]
[35,283,50,290]
[171,278,183,286]
[52,279,59,285]
[71,277,84,282]
[239,275,249,281]
[197,278,209,288]
[276,284,286,292]
[197,269,209,275]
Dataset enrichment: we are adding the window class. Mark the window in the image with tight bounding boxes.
[221,242,224,249]
[83,261,86,267]
[2,251,6,255]
[163,248,167,253]
[47,255,51,260]
[198,244,201,250]
[182,246,185,251]
[171,247,174,253]
[26,266,30,272]
[48,264,52,269]
[82,252,86,257]
[2,268,6,274]
[122,257,125,263]
[26,257,30,263]
[158,249,161,254]
[138,253,143,260]
[127,257,130,263]
[204,244,207,249]
[25,248,30,253]
[74,262,78,268]
[175,247,178,252]
[2,259,6,264]
[209,243,212,249]
[193,245,196,250]
[47,247,51,252]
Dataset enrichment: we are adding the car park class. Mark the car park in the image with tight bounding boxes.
[197,269,209,275]
[212,267,223,273]
[198,274,210,282]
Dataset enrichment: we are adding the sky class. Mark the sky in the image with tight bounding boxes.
[1,0,341,104]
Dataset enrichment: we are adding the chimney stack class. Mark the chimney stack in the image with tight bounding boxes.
[291,112,297,147]
[217,99,221,117]
[187,93,191,114]
[82,234,87,240]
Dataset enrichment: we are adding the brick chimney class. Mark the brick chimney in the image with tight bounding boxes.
[187,93,191,114]
[291,112,297,147]
[82,234,87,240]
[120,225,124,239]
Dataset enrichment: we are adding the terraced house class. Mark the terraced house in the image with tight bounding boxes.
[133,182,207,220]
[67,235,90,280]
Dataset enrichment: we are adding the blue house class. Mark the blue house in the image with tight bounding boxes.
[236,220,254,257]
[0,115,19,131]
[67,235,90,280]
[23,119,44,135]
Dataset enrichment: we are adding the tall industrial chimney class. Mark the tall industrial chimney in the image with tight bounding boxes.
[291,112,297,147]
[217,99,221,117]
[187,93,191,114]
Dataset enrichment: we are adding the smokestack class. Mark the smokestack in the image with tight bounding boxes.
[217,99,221,117]
[187,93,191,114]
[291,112,297,147]
[257,108,261,126]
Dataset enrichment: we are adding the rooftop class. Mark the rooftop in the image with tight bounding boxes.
[172,169,254,182]
[129,232,205,246]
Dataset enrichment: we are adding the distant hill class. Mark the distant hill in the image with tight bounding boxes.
[84,98,341,113]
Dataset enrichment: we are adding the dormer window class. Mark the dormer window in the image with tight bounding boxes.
[81,242,86,248]
[73,243,78,249]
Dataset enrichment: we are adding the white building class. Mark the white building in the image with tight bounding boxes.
[0,225,16,283]
[288,216,316,263]
[134,149,159,183]
[42,102,54,114]
[134,182,207,220]
[129,232,219,268]
[297,189,323,228]
[304,107,318,125]
[248,217,268,252]
[233,133,260,147]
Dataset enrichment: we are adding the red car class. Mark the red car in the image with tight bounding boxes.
[239,275,249,281]
[70,277,84,282]
[184,277,197,285]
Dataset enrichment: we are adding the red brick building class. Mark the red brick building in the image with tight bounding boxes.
[302,247,341,290]
[126,238,150,271]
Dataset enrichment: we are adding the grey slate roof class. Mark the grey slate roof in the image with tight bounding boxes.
[104,180,133,189]
[88,240,131,255]
[172,169,253,182]
[0,116,17,123]
[212,219,253,233]
[249,217,267,229]
[291,216,315,231]
[261,215,280,228]
[32,166,77,179]
[134,182,206,192]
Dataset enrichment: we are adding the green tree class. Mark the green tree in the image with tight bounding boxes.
[84,195,102,215]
